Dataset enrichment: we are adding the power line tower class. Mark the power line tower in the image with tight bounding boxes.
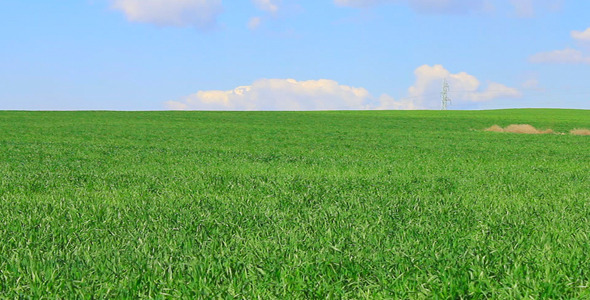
[441,79,451,110]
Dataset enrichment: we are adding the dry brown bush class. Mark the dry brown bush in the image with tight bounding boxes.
[484,124,554,134]
[485,125,504,132]
[570,128,590,136]
[504,124,554,134]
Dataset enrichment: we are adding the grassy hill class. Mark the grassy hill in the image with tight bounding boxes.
[0,109,589,298]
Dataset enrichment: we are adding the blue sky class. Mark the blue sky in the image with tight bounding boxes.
[1,0,589,110]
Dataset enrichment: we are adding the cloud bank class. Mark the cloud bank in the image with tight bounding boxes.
[166,66,520,111]
[111,0,223,29]
[165,79,411,110]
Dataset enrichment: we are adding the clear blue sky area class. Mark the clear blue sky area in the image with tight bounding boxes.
[1,0,589,110]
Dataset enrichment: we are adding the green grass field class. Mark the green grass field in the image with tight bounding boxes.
[1,109,589,298]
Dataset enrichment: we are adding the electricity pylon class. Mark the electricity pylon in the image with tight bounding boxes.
[441,79,451,110]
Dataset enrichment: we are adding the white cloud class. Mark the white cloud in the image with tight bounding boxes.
[165,78,415,111]
[522,78,539,89]
[509,0,534,17]
[334,0,489,13]
[111,0,222,29]
[529,48,590,64]
[377,94,420,110]
[248,0,281,30]
[464,82,522,102]
[334,0,380,7]
[336,0,563,16]
[252,0,280,13]
[248,17,262,30]
[529,25,590,65]
[509,0,564,17]
[571,28,590,42]
[406,65,521,108]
